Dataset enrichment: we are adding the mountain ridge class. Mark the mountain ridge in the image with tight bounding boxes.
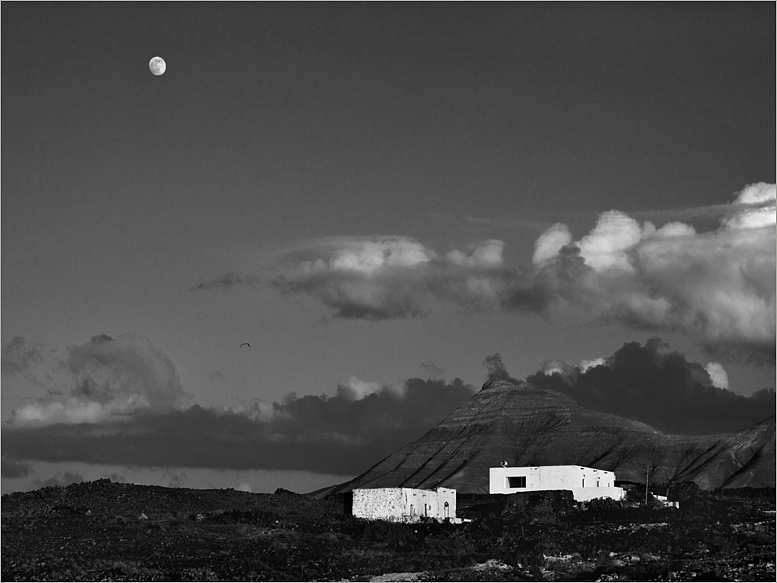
[322,379,775,495]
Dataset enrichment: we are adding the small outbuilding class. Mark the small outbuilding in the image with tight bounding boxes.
[489,464,625,502]
[348,487,458,522]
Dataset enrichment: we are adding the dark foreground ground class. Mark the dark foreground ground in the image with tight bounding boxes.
[1,480,774,581]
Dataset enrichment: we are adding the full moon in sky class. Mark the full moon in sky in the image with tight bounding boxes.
[149,56,166,76]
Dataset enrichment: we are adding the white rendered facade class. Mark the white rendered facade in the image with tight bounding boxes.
[351,487,457,522]
[489,465,625,502]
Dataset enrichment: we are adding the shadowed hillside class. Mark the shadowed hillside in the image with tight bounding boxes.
[325,380,775,495]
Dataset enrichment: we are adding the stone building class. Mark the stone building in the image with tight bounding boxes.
[489,464,625,502]
[348,487,457,522]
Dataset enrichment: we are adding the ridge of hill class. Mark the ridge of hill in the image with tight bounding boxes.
[325,380,775,495]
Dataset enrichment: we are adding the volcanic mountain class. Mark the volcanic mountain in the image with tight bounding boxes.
[326,379,775,495]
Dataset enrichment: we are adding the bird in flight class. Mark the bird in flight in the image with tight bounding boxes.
[239,343,250,348]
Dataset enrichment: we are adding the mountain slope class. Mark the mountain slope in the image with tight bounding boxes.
[330,380,775,494]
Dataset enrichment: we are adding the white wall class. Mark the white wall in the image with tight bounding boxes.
[352,488,406,520]
[436,487,456,519]
[351,487,457,521]
[489,465,623,501]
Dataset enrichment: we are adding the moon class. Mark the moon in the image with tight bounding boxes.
[149,56,166,76]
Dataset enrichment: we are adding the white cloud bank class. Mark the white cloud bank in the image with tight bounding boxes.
[209,183,775,363]
[4,334,186,426]
[274,236,512,320]
[523,182,775,362]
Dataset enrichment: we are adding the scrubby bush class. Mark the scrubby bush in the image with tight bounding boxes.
[569,497,631,523]
[423,530,475,561]
[3,481,774,582]
[584,497,625,513]
[359,519,420,550]
[652,480,700,501]
[501,490,575,524]
[624,485,654,504]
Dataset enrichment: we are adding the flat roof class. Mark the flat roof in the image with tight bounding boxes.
[491,465,614,472]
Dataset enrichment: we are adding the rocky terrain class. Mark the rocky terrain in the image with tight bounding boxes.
[2,479,774,581]
[323,380,775,495]
[3,381,774,581]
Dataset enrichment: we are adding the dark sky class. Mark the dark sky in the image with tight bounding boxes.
[2,3,774,493]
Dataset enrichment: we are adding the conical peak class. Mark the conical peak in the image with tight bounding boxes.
[335,373,776,493]
[480,377,571,393]
[478,378,578,406]
[481,378,531,391]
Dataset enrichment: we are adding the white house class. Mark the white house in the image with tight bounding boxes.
[350,487,458,522]
[489,464,625,502]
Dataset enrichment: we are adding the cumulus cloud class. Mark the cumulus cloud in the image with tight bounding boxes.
[578,358,606,373]
[2,336,45,377]
[722,182,776,230]
[482,353,520,384]
[264,184,775,363]
[2,373,476,475]
[447,239,505,268]
[510,183,777,363]
[4,334,185,426]
[273,236,514,320]
[527,337,775,435]
[538,359,573,377]
[1,336,62,390]
[336,376,406,400]
[532,223,573,265]
[705,362,729,389]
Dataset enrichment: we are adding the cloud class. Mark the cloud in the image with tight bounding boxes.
[420,361,444,378]
[579,358,606,373]
[4,334,186,426]
[273,236,515,320]
[704,362,729,389]
[532,223,573,265]
[235,482,252,492]
[627,189,777,225]
[2,336,45,377]
[2,376,476,475]
[1,456,33,478]
[482,353,520,384]
[509,183,776,363]
[446,239,505,268]
[722,182,776,230]
[31,471,85,489]
[191,271,261,291]
[164,469,187,488]
[264,184,775,362]
[336,376,406,400]
[527,337,775,435]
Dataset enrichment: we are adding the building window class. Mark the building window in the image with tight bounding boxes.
[507,476,526,488]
